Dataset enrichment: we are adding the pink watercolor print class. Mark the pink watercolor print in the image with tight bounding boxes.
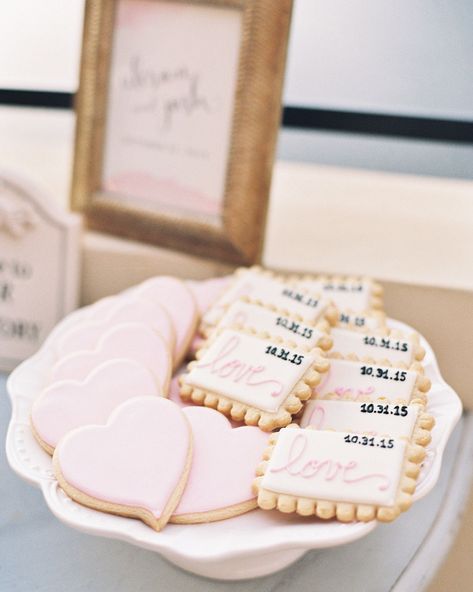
[104,172,220,217]
[116,0,187,29]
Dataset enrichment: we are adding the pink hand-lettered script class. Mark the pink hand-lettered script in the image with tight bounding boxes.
[333,386,375,400]
[197,334,284,397]
[270,433,390,491]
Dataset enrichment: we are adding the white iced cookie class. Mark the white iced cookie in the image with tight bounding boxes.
[314,358,430,406]
[180,327,329,431]
[201,267,338,331]
[337,310,386,331]
[215,298,332,351]
[300,399,434,446]
[329,327,425,366]
[254,425,426,522]
[296,275,384,312]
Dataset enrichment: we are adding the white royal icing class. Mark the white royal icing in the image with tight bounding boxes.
[186,329,315,413]
[262,428,406,506]
[301,400,419,439]
[203,269,329,326]
[299,279,372,312]
[218,301,325,349]
[251,284,329,324]
[338,311,384,331]
[331,328,414,365]
[315,358,417,401]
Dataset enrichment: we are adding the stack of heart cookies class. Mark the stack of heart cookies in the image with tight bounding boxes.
[29,266,434,530]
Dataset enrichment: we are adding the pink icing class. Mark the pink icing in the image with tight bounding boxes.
[196,334,284,397]
[51,323,171,393]
[333,386,376,400]
[32,359,161,449]
[56,297,174,356]
[187,334,205,358]
[271,433,390,491]
[135,276,197,365]
[173,407,269,515]
[56,397,190,518]
[186,276,231,316]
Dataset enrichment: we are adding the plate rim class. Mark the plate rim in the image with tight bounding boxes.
[4,313,462,571]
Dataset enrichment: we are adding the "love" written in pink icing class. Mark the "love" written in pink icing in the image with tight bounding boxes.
[197,334,284,397]
[270,433,390,490]
[333,386,375,400]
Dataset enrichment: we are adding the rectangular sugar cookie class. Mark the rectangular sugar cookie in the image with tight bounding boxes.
[314,358,430,406]
[254,425,426,522]
[201,266,338,331]
[337,310,386,331]
[330,326,425,365]
[180,328,329,431]
[295,275,384,312]
[214,298,333,351]
[300,400,434,446]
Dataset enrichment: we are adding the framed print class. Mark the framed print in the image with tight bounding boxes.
[71,0,293,264]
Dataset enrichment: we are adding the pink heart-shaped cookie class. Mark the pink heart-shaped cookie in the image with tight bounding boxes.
[171,406,270,523]
[186,276,232,317]
[53,397,192,531]
[32,358,161,453]
[134,277,197,368]
[56,296,174,357]
[51,323,171,393]
[168,372,243,428]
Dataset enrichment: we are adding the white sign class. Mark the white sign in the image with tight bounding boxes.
[0,172,81,370]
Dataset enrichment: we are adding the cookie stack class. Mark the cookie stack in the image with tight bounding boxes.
[29,266,434,531]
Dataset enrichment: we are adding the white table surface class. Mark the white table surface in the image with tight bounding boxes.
[2,371,472,591]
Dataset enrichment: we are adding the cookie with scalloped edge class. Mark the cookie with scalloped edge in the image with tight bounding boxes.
[313,356,430,407]
[180,326,329,431]
[300,399,435,447]
[329,325,425,366]
[336,309,387,331]
[294,273,384,312]
[253,424,426,522]
[200,266,338,334]
[206,296,333,353]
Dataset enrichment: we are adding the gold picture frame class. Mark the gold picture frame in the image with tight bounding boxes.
[71,0,293,264]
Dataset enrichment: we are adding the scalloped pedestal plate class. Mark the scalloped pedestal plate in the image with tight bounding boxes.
[5,305,462,580]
